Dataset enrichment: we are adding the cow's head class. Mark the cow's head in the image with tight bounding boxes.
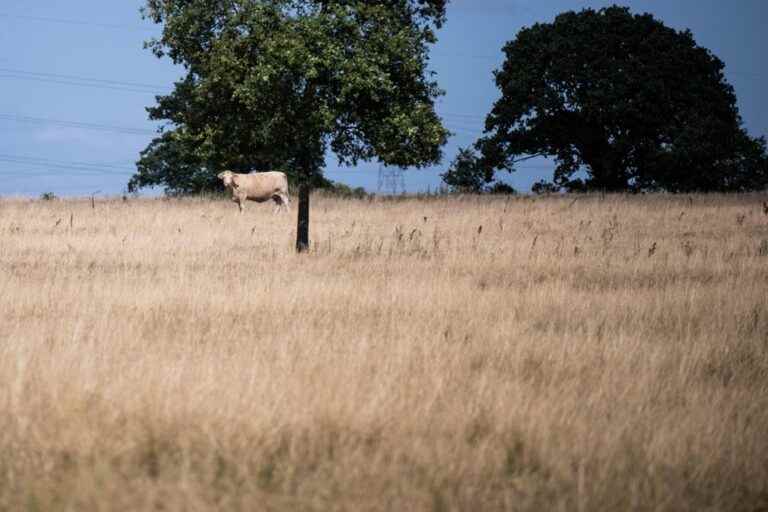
[217,170,236,188]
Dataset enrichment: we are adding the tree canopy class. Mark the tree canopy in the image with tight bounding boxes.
[473,6,767,193]
[440,147,516,194]
[131,0,449,248]
[133,0,449,179]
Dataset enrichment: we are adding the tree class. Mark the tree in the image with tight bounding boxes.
[440,147,517,194]
[129,130,219,196]
[128,128,332,195]
[475,5,768,193]
[133,0,449,250]
[440,147,486,193]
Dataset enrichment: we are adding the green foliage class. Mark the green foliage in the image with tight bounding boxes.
[531,180,560,195]
[441,147,486,193]
[441,147,516,194]
[129,131,218,195]
[487,182,517,195]
[320,181,370,199]
[131,0,449,195]
[476,6,768,192]
[39,192,57,201]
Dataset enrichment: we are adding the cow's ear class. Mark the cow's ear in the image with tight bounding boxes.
[231,174,240,188]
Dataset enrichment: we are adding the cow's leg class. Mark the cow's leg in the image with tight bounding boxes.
[237,196,245,213]
[276,193,290,213]
[272,195,285,214]
[230,194,242,212]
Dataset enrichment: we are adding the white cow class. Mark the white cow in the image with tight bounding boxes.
[217,170,290,214]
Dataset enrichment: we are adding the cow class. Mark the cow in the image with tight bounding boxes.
[217,170,290,214]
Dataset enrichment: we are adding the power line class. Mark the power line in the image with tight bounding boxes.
[0,110,483,141]
[0,112,157,136]
[0,68,167,92]
[441,112,486,120]
[0,154,135,175]
[432,53,498,61]
[444,119,486,129]
[443,119,485,128]
[2,12,766,82]
[0,164,133,178]
[0,13,156,32]
[446,126,483,136]
[0,164,132,177]
[0,73,165,94]
[0,68,165,90]
[728,70,765,78]
[0,154,135,172]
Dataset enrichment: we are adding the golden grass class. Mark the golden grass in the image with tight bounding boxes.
[1,193,767,511]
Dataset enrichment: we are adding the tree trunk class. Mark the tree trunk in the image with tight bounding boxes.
[585,154,628,192]
[296,183,310,253]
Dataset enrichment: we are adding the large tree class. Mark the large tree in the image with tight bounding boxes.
[132,0,449,250]
[473,6,767,193]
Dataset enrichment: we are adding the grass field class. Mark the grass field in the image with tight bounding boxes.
[1,193,767,511]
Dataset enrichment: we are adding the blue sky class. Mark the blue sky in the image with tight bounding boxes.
[0,0,765,196]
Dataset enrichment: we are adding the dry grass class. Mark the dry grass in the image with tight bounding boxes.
[1,192,767,511]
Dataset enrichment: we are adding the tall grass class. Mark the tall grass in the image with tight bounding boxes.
[1,193,767,511]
